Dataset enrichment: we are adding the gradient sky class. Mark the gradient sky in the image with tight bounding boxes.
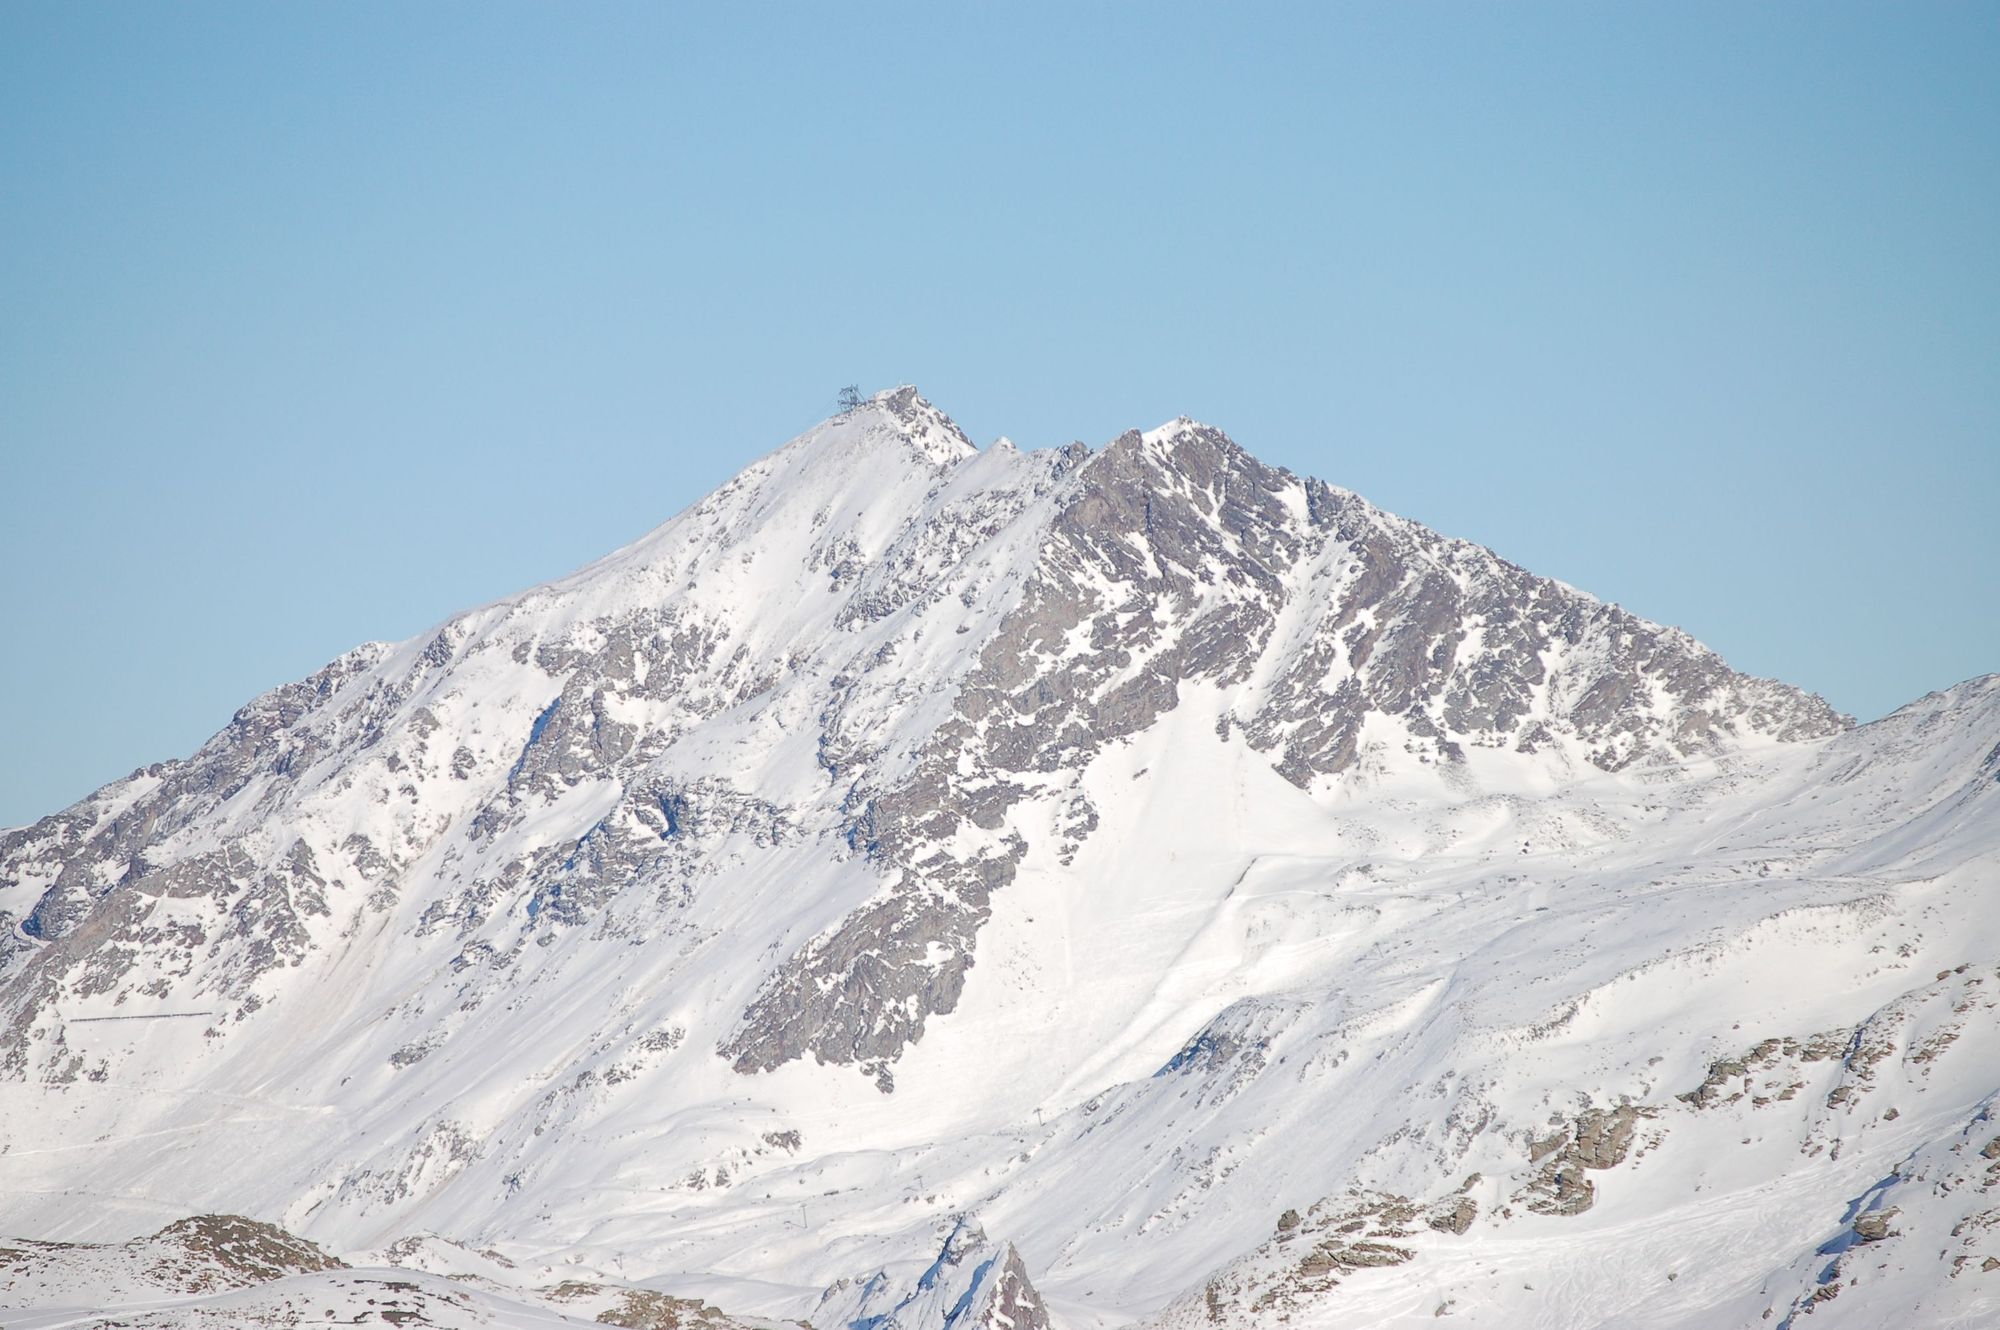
[2,3,1996,828]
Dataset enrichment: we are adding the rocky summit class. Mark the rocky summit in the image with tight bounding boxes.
[2,389,1995,1329]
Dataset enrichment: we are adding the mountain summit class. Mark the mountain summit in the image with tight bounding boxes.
[2,394,1992,1330]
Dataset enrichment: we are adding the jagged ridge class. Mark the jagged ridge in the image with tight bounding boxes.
[5,390,1985,1330]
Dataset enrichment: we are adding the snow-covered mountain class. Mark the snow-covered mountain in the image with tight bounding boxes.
[2,388,1994,1329]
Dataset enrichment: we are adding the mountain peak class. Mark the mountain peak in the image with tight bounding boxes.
[838,384,976,467]
[5,387,1985,1330]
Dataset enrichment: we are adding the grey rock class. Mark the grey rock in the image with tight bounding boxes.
[1518,1105,1651,1217]
[1853,1208,1898,1243]
[1426,1196,1479,1235]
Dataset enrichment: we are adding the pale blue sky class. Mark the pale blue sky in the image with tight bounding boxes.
[2,3,1995,827]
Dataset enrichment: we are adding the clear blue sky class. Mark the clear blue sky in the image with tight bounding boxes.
[3,3,1995,828]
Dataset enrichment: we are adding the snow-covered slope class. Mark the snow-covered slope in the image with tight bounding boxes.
[0,1212,784,1329]
[1,389,1992,1329]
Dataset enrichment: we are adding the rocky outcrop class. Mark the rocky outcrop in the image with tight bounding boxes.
[1853,1207,1900,1243]
[1425,1194,1479,1236]
[1678,1032,1852,1111]
[961,1245,1053,1330]
[143,1213,345,1291]
[0,1213,344,1299]
[0,1216,781,1328]
[545,1281,769,1330]
[1194,1191,1421,1324]
[1516,1104,1653,1216]
[812,1217,1052,1330]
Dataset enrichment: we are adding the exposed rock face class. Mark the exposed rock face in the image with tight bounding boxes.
[1853,1207,1899,1243]
[812,1217,1051,1330]
[1678,1033,1851,1110]
[1193,1191,1421,1323]
[545,1281,768,1330]
[708,408,1847,1079]
[1424,1195,1478,1235]
[1517,1105,1652,1216]
[964,1244,1053,1330]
